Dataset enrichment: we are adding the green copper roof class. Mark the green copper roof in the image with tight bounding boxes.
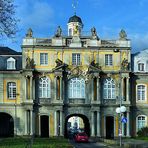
[68,15,82,24]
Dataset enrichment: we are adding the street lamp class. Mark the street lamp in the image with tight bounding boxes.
[116,106,126,147]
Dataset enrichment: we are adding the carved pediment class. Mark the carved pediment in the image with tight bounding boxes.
[52,58,68,71]
[88,60,101,72]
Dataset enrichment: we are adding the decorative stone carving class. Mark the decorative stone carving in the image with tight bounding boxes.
[26,28,33,38]
[55,58,63,67]
[26,56,34,69]
[119,29,127,40]
[55,26,62,37]
[91,27,98,39]
[121,58,129,70]
[90,60,101,70]
[73,25,79,36]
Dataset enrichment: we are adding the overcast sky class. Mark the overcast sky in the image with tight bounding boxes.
[1,0,148,53]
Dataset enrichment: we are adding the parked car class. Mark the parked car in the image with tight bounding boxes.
[74,132,89,142]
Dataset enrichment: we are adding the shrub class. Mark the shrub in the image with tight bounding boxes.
[137,127,148,137]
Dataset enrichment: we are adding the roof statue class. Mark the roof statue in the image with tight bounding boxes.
[119,29,127,40]
[73,25,79,36]
[26,28,33,38]
[55,58,63,67]
[55,26,62,37]
[121,58,129,70]
[26,56,34,69]
[91,27,98,39]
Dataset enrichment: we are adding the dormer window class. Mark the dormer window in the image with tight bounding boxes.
[7,57,16,70]
[138,63,144,71]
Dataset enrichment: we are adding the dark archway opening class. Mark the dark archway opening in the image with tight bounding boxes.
[106,116,114,139]
[41,115,49,137]
[64,114,90,138]
[0,113,14,137]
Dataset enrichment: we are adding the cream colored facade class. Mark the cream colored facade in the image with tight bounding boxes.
[1,14,147,138]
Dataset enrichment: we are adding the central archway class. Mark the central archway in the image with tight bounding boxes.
[0,112,14,137]
[64,114,90,138]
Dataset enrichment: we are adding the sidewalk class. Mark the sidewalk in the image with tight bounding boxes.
[98,137,148,148]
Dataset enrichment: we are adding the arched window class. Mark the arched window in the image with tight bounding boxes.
[39,77,50,98]
[137,115,147,131]
[103,78,115,99]
[7,57,16,70]
[7,82,16,99]
[68,78,85,98]
[137,84,146,101]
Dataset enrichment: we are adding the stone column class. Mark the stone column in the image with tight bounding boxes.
[49,115,50,137]
[91,78,94,101]
[126,112,130,137]
[54,76,57,100]
[121,77,124,101]
[25,110,27,135]
[54,111,57,136]
[60,77,63,100]
[97,111,101,137]
[122,121,124,136]
[25,76,28,100]
[97,77,100,102]
[91,111,95,136]
[30,76,33,100]
[126,77,129,102]
[39,114,41,136]
[60,111,63,136]
[30,110,33,135]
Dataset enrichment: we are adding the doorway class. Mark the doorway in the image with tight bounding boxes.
[106,116,114,139]
[41,115,49,137]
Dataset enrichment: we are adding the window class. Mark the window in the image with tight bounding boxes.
[39,77,50,98]
[68,78,85,98]
[7,57,16,70]
[40,53,48,65]
[138,63,144,71]
[72,53,81,65]
[105,54,113,66]
[103,78,115,99]
[7,82,16,99]
[137,115,147,131]
[137,85,146,101]
[69,28,72,36]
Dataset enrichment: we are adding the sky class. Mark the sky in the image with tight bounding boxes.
[1,0,148,53]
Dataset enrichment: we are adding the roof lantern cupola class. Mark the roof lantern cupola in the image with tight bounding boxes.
[67,0,83,36]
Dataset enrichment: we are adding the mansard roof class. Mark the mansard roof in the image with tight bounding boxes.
[0,47,22,71]
[0,47,22,55]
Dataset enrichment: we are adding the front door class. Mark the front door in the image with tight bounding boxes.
[106,116,114,139]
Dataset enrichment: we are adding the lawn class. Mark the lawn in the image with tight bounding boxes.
[0,137,73,148]
[134,137,148,141]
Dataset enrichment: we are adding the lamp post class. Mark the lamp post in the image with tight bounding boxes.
[116,106,126,147]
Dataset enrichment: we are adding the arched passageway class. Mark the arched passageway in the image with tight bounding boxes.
[40,115,49,137]
[0,113,14,137]
[64,114,90,138]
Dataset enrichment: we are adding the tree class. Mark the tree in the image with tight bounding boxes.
[0,0,18,38]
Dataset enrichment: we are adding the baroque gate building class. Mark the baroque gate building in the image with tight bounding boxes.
[1,14,145,138]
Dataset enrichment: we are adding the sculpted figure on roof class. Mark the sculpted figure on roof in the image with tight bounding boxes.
[26,28,33,38]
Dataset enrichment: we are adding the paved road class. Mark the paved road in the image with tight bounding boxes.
[70,139,112,148]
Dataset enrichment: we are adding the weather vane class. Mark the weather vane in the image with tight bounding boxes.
[72,0,78,15]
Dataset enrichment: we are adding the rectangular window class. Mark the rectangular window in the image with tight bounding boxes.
[72,53,81,65]
[7,61,15,69]
[40,53,48,65]
[105,54,113,66]
[137,85,146,101]
[7,82,16,99]
[138,63,144,71]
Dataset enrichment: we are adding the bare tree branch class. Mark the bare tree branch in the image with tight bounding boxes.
[0,0,19,38]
